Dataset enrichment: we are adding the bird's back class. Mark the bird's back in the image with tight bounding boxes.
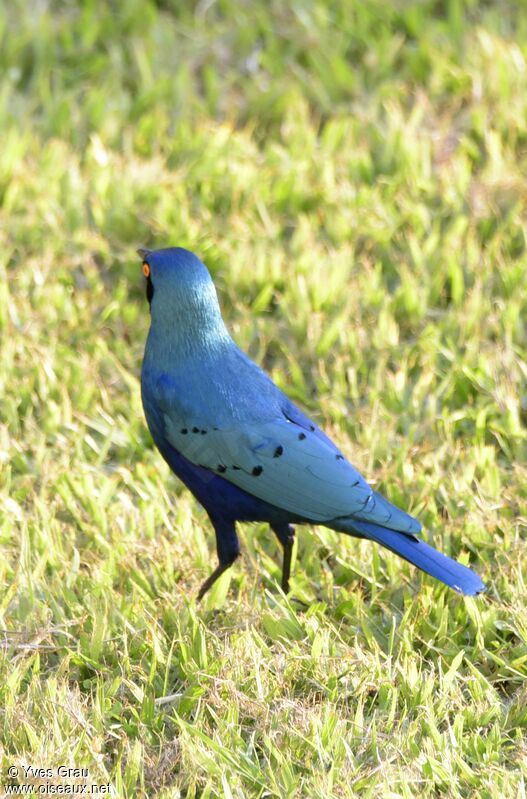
[142,334,286,428]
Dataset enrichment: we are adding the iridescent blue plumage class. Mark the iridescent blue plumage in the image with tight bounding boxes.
[139,247,486,599]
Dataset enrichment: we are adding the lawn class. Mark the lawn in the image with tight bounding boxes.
[1,0,526,796]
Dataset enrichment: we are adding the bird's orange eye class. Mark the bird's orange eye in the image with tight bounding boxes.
[143,262,150,277]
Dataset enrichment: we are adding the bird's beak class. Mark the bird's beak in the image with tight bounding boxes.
[137,247,152,260]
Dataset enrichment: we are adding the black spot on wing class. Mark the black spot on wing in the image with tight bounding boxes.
[273,446,284,458]
[252,466,263,476]
[298,433,306,440]
[217,464,227,473]
[181,428,188,434]
[359,493,375,511]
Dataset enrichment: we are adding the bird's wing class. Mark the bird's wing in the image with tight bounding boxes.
[161,404,417,530]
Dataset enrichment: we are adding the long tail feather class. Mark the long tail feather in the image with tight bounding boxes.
[342,519,486,596]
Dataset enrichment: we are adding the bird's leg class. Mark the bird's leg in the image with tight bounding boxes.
[281,534,294,593]
[197,562,234,600]
[197,518,240,601]
[271,523,296,593]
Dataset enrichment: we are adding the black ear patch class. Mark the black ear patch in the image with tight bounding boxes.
[146,274,154,305]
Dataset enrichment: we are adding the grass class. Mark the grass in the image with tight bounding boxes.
[1,0,526,796]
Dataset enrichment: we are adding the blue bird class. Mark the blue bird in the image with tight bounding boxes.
[138,246,486,600]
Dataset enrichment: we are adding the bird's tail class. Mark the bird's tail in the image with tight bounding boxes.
[333,518,486,596]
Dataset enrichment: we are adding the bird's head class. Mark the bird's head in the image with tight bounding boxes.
[137,247,229,350]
